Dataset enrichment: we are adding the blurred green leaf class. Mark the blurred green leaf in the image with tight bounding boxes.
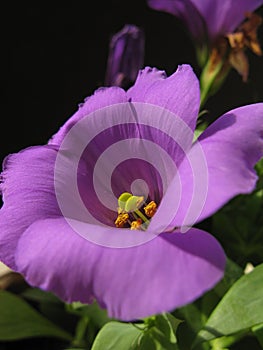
[66,301,112,349]
[255,157,263,178]
[252,323,263,347]
[194,263,263,347]
[21,287,78,334]
[21,287,61,304]
[0,290,72,341]
[212,187,263,266]
[66,301,111,328]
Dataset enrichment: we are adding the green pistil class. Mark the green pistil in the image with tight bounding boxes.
[124,195,149,224]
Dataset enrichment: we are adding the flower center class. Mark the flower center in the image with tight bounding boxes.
[114,192,158,230]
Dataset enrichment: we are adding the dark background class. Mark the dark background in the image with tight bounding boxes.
[3,1,263,165]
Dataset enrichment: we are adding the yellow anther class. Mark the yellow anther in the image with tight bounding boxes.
[144,201,157,218]
[115,213,129,228]
[130,219,142,230]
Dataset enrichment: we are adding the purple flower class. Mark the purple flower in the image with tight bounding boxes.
[148,0,263,80]
[105,24,145,88]
[148,0,263,46]
[0,65,263,321]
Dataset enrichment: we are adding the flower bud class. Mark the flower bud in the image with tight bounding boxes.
[105,24,145,88]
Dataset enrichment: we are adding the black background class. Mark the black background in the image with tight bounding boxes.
[3,1,263,165]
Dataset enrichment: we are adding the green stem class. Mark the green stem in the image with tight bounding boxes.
[200,60,224,109]
[71,315,89,348]
[210,329,249,349]
[196,44,209,69]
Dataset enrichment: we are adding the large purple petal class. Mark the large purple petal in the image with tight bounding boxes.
[51,65,199,146]
[54,101,194,231]
[167,103,263,228]
[15,217,225,321]
[0,146,61,269]
[127,65,200,132]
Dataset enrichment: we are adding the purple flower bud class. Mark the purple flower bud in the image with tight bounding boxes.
[105,24,145,88]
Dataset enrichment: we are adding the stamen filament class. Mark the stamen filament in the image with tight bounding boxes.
[134,209,149,224]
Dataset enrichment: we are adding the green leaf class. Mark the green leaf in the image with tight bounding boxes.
[165,313,182,336]
[91,321,142,350]
[150,313,180,349]
[194,263,263,346]
[0,290,72,341]
[91,314,181,350]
